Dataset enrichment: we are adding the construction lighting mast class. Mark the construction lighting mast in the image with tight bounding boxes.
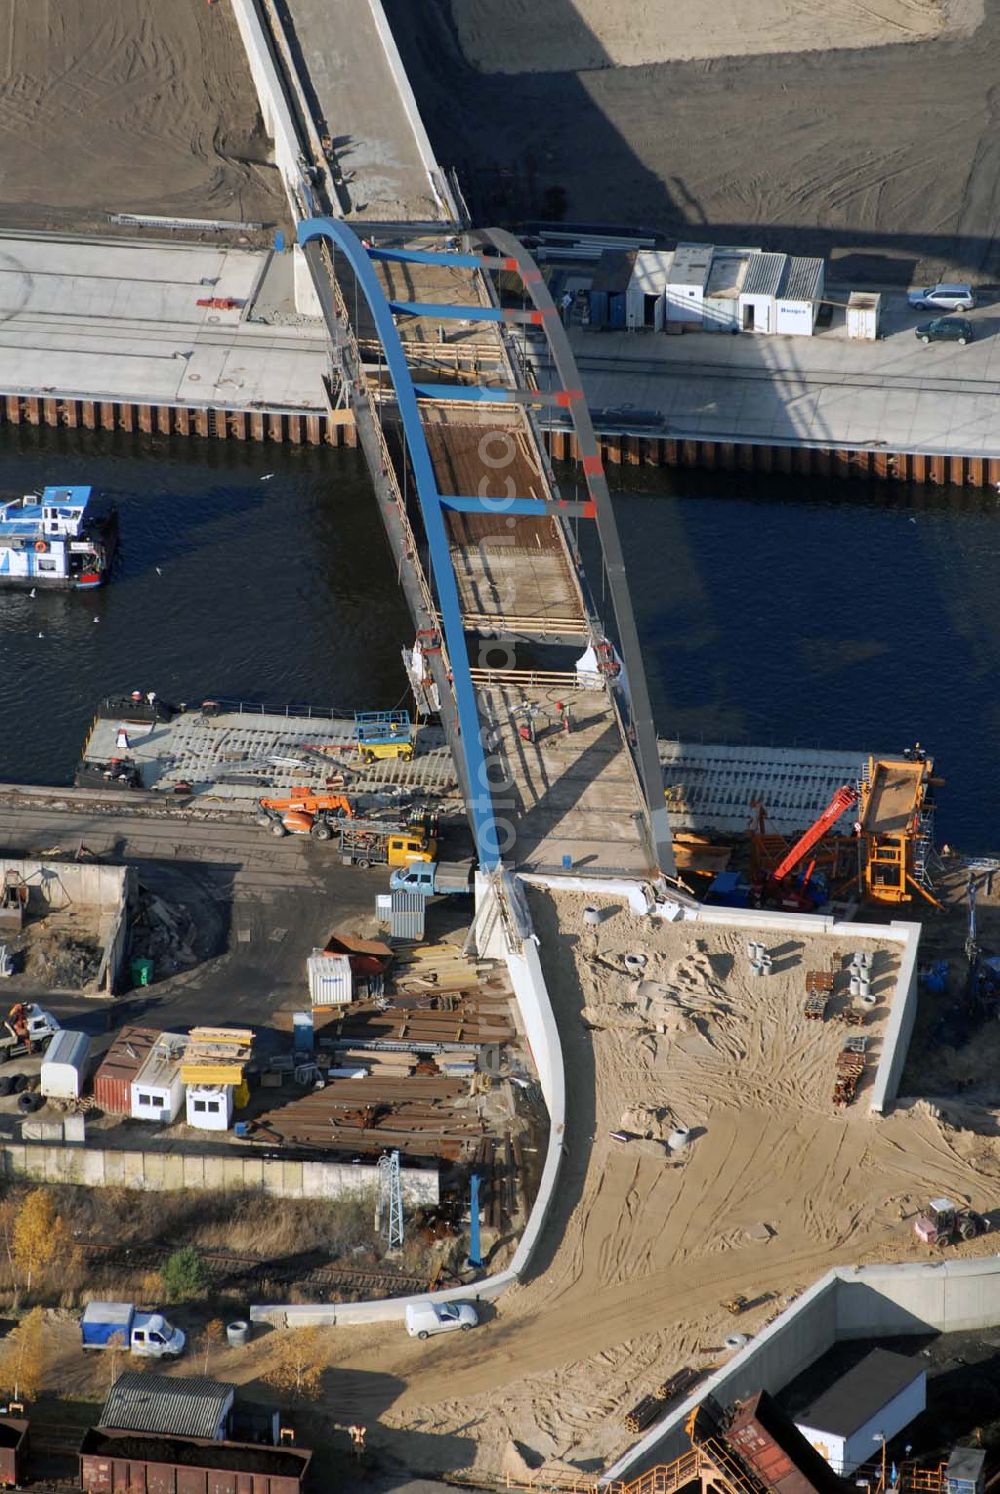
[377,1150,404,1250]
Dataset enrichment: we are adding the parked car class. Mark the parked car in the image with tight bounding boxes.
[405,1301,479,1340]
[914,316,974,345]
[907,283,976,311]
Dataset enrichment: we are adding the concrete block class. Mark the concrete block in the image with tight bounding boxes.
[182,1155,207,1191]
[63,1114,86,1144]
[142,1152,167,1191]
[240,1157,264,1191]
[122,1150,145,1188]
[82,1148,107,1186]
[221,1157,246,1191]
[162,1154,186,1191]
[202,1156,226,1191]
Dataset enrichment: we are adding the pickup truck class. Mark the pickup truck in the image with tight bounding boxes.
[0,1005,60,1063]
[389,861,474,897]
[81,1301,186,1358]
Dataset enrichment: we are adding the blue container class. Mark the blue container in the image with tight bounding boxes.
[234,1121,250,1139]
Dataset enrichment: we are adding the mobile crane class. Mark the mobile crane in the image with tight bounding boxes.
[753,783,858,912]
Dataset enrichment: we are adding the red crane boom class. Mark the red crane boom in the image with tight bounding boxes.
[772,784,858,883]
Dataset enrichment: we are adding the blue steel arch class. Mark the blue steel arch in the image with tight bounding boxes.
[297,216,500,867]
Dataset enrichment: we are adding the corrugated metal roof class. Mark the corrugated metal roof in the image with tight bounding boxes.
[95,1026,159,1085]
[667,242,713,287]
[101,1373,236,1440]
[42,1029,89,1069]
[742,252,788,299]
[390,890,425,942]
[782,256,824,303]
[797,1350,923,1437]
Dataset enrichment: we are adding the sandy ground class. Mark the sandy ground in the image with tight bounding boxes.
[187,890,1000,1484]
[0,0,287,232]
[386,0,1000,281]
[447,0,982,72]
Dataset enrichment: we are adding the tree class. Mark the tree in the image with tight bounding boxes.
[262,1328,324,1401]
[0,1306,47,1402]
[161,1246,209,1304]
[201,1318,225,1375]
[12,1191,71,1296]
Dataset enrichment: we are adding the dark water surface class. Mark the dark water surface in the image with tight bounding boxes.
[0,427,997,852]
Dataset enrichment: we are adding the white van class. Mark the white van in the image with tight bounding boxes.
[405,1300,479,1340]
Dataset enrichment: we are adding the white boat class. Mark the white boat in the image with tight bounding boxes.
[0,485,118,590]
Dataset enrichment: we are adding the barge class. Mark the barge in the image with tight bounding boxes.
[0,485,117,589]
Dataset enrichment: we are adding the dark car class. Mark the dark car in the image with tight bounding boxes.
[915,316,974,345]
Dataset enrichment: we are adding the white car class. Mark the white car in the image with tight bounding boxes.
[405,1300,479,1340]
[907,283,976,311]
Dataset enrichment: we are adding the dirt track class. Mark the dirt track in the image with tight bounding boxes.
[0,0,286,232]
[386,0,1000,282]
[246,891,1000,1482]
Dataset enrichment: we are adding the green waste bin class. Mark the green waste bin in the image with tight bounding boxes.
[130,957,154,988]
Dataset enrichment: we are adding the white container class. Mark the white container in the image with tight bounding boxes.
[308,951,352,1006]
[186,1084,233,1131]
[625,249,673,331]
[40,1028,90,1099]
[847,291,881,340]
[796,1350,925,1475]
[130,1033,186,1123]
[665,242,713,325]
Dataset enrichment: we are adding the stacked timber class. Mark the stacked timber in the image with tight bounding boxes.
[833,1037,866,1106]
[180,1027,254,1085]
[393,943,486,995]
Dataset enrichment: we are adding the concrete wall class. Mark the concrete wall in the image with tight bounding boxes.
[868,922,921,1113]
[604,1256,1000,1484]
[0,1141,438,1204]
[251,871,568,1328]
[227,0,305,200]
[1,857,131,994]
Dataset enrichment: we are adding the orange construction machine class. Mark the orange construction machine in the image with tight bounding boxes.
[256,790,354,840]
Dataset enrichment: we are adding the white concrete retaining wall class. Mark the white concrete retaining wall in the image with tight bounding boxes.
[868,922,921,1113]
[251,871,567,1328]
[227,0,304,199]
[0,1142,438,1204]
[604,1255,1000,1484]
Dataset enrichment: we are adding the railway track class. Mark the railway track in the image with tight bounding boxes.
[80,1241,428,1298]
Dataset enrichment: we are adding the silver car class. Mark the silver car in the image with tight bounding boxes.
[907,282,976,311]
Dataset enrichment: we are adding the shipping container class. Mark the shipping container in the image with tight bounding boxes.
[738,252,787,334]
[728,1390,845,1494]
[307,951,352,1007]
[79,1427,311,1494]
[588,249,637,329]
[665,242,713,325]
[775,257,824,336]
[847,291,881,341]
[390,890,425,942]
[95,1026,159,1115]
[0,1417,28,1487]
[626,249,674,331]
[130,1034,187,1124]
[40,1028,90,1099]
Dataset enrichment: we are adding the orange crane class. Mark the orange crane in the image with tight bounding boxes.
[755,783,858,911]
[256,789,354,839]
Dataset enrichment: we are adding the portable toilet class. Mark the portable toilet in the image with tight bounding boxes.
[588,249,637,330]
[664,243,713,326]
[946,1448,986,1494]
[40,1029,90,1100]
[186,1084,234,1132]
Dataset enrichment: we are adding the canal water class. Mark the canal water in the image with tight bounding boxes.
[0,427,996,852]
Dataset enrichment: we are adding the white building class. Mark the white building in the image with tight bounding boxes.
[186,1084,233,1132]
[130,1033,186,1123]
[739,252,788,333]
[847,290,881,340]
[664,243,713,325]
[775,256,825,335]
[625,249,674,331]
[795,1349,926,1476]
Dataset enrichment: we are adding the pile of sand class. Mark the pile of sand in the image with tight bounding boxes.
[445,0,983,72]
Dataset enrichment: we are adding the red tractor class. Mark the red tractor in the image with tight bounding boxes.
[913,1197,984,1247]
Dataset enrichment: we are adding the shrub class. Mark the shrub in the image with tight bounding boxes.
[160,1246,209,1303]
